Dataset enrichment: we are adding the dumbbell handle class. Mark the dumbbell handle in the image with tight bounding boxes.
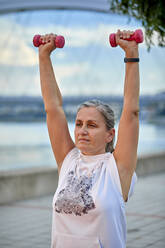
[109,29,143,47]
[33,35,65,48]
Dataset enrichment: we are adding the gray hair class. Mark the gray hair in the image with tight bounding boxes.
[77,100,115,153]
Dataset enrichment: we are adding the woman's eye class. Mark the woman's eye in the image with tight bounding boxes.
[76,123,81,126]
[88,124,96,127]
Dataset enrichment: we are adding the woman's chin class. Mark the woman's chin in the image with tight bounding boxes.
[76,143,106,156]
[76,143,91,154]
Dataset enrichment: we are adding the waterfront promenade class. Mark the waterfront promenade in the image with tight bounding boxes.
[0,172,165,248]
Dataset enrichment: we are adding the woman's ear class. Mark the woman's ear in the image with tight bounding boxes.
[106,128,115,143]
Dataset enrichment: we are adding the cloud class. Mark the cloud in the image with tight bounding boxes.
[0,18,38,66]
[0,12,164,97]
[0,37,38,66]
[0,62,90,96]
[55,62,90,80]
[0,13,147,67]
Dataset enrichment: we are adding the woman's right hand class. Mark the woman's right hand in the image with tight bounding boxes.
[38,33,57,58]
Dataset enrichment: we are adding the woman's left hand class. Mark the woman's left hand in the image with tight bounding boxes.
[116,29,139,57]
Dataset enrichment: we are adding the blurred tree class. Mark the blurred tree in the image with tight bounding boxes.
[110,0,165,50]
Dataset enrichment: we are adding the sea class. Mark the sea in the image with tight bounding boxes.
[0,121,165,171]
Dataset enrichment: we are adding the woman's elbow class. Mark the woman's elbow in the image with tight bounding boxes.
[123,107,140,119]
[45,104,63,115]
[133,108,140,117]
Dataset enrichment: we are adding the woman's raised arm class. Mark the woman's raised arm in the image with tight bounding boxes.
[38,34,75,172]
[113,30,140,201]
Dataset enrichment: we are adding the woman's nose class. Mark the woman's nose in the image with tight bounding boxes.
[79,125,88,135]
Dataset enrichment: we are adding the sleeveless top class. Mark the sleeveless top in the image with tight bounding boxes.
[51,147,137,248]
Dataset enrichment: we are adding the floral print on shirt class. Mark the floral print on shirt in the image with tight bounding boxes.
[55,170,96,216]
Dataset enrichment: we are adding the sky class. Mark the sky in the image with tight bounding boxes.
[0,9,165,96]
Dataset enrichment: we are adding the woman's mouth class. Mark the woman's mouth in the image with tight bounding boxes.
[78,138,90,143]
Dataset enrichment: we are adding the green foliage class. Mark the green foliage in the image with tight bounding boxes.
[110,0,165,50]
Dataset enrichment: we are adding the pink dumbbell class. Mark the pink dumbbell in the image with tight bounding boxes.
[33,34,65,48]
[109,29,143,47]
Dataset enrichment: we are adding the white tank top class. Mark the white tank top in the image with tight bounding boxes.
[51,147,137,248]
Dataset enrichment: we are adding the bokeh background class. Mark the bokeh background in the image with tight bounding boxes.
[0,8,165,170]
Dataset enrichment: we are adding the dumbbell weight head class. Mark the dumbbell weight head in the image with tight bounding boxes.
[133,29,143,43]
[55,36,65,48]
[33,35,42,47]
[109,33,117,47]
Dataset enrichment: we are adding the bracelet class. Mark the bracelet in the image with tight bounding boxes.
[124,57,139,63]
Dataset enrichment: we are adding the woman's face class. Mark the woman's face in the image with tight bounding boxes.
[74,107,114,155]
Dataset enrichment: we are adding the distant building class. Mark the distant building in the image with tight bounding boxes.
[0,93,165,123]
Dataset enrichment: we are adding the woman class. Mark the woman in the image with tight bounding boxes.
[38,29,140,248]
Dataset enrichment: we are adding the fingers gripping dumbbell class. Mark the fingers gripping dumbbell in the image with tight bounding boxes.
[109,29,143,47]
[33,34,65,48]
